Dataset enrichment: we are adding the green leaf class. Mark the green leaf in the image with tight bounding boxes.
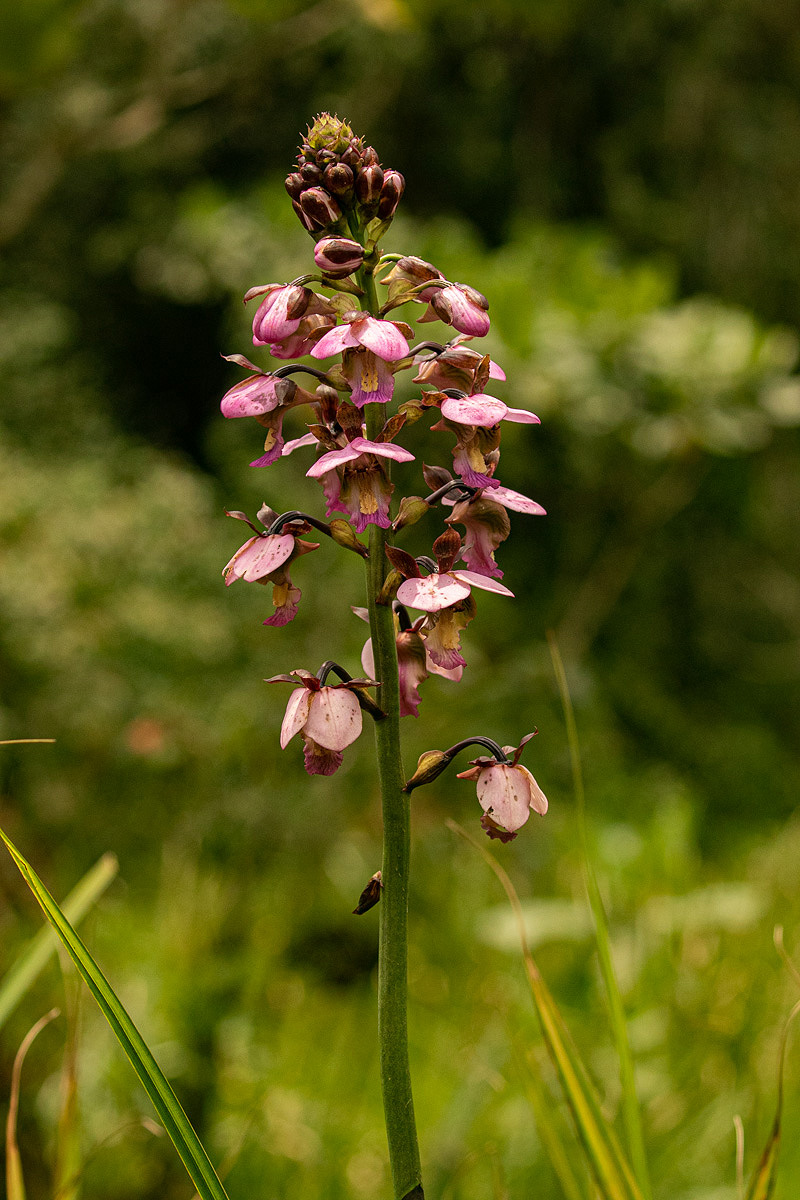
[0,852,118,1032]
[0,826,230,1200]
[448,819,644,1200]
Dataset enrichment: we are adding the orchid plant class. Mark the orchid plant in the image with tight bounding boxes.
[220,114,548,1200]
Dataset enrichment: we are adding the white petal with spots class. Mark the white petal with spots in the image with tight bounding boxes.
[305,688,363,750]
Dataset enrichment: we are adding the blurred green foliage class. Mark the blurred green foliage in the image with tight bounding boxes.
[2,0,800,1197]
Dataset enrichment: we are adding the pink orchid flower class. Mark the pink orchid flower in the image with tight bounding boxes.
[266,669,375,776]
[446,485,547,579]
[248,283,335,349]
[413,342,506,392]
[220,372,312,467]
[307,437,414,532]
[396,567,513,612]
[223,512,319,626]
[457,734,548,841]
[439,393,540,428]
[361,623,429,718]
[419,282,490,337]
[312,314,410,407]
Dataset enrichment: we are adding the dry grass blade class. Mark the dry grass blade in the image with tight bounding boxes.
[744,997,800,1200]
[5,1008,60,1200]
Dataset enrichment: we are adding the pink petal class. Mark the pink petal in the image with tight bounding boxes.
[282,432,319,456]
[252,289,301,344]
[440,395,508,426]
[518,765,548,815]
[443,285,490,336]
[361,637,376,678]
[489,485,547,516]
[476,764,533,831]
[396,573,471,612]
[305,688,362,750]
[302,738,343,776]
[349,437,415,463]
[220,375,279,418]
[344,350,395,407]
[451,570,514,597]
[311,325,357,358]
[306,443,363,477]
[502,406,541,424]
[235,533,296,581]
[357,317,410,361]
[280,688,312,748]
[426,655,464,681]
[488,361,506,381]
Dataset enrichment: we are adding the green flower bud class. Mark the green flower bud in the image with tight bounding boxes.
[403,750,452,793]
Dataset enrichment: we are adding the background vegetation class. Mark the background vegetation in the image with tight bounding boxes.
[1,1,799,1197]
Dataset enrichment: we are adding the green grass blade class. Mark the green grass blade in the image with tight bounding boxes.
[0,852,119,1032]
[54,973,82,1200]
[449,819,644,1200]
[548,633,652,1200]
[0,826,230,1200]
[744,998,800,1200]
[519,1051,590,1200]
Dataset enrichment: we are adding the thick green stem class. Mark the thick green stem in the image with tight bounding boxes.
[359,264,423,1199]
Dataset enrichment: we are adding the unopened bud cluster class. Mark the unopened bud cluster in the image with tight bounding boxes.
[221,114,549,841]
[285,113,405,242]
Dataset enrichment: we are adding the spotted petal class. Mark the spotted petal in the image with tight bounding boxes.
[220,375,279,418]
[224,533,295,584]
[476,764,534,831]
[305,688,362,750]
[396,573,471,612]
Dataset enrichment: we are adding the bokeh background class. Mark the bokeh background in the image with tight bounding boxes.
[2,1,800,1197]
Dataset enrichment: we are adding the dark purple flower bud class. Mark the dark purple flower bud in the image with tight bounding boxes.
[301,162,323,184]
[323,162,354,196]
[291,199,316,233]
[363,146,380,167]
[313,236,364,277]
[377,170,405,220]
[355,164,384,209]
[353,871,383,915]
[299,186,342,229]
[285,172,305,200]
